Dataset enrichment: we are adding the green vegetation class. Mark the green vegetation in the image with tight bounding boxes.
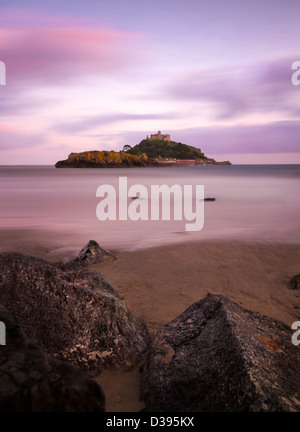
[124,139,212,161]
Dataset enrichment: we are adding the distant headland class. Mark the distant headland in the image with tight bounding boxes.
[55,131,231,168]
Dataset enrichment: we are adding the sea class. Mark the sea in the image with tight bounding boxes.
[0,165,299,255]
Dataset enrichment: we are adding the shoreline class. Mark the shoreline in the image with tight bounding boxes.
[1,226,299,260]
[1,231,299,327]
[0,234,299,411]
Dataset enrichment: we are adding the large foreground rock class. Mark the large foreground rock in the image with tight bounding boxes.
[0,304,105,412]
[0,252,150,374]
[141,294,300,412]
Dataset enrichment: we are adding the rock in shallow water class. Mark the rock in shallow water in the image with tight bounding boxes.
[0,252,150,374]
[140,294,300,412]
[0,304,105,412]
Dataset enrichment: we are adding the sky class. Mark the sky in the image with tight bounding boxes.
[0,0,299,164]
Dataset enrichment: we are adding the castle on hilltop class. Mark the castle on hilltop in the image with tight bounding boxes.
[147,131,171,142]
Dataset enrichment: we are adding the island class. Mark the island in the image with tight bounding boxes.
[55,131,231,168]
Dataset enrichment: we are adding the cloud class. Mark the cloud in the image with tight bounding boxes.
[0,10,144,86]
[163,56,299,120]
[170,121,300,155]
[0,127,47,150]
[54,112,180,133]
[53,120,300,157]
[0,83,59,117]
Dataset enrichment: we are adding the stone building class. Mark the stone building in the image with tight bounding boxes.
[148,131,171,142]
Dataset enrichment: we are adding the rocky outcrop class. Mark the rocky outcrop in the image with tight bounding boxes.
[0,304,105,412]
[0,252,150,374]
[55,150,148,168]
[289,274,300,290]
[214,161,232,165]
[140,294,300,412]
[75,240,117,264]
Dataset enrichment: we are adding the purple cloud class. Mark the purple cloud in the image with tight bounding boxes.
[54,112,180,134]
[0,127,48,151]
[163,56,299,119]
[0,12,144,86]
[169,121,300,155]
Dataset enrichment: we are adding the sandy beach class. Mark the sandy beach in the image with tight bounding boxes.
[1,231,299,411]
[91,240,300,411]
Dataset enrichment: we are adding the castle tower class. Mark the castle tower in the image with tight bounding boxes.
[149,131,171,142]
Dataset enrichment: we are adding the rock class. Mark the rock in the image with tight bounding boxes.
[289,274,300,290]
[0,304,105,412]
[140,294,300,412]
[0,252,150,374]
[75,240,117,264]
[214,161,232,165]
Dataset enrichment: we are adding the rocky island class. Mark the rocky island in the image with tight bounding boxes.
[55,131,231,168]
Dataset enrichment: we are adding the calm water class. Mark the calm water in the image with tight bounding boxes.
[0,165,299,252]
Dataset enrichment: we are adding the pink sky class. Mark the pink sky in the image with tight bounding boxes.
[0,2,299,164]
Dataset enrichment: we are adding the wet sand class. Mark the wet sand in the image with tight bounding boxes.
[91,240,300,411]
